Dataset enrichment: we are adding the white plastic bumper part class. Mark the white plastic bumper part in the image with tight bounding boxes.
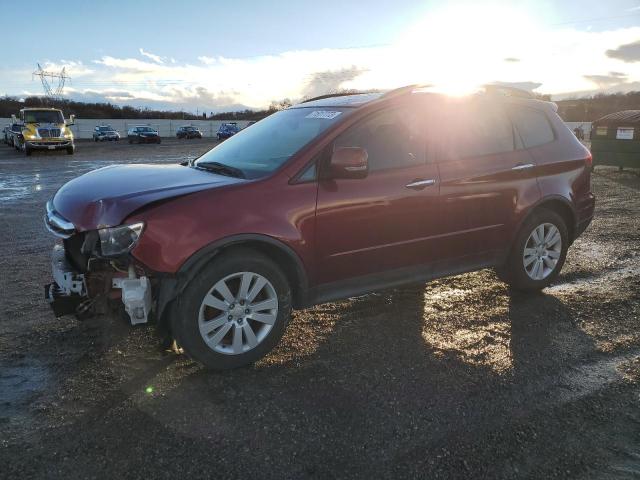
[112,269,152,325]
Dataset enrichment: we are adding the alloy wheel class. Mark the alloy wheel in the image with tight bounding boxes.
[523,223,562,280]
[198,271,278,355]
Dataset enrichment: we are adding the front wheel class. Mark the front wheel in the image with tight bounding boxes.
[172,249,292,370]
[498,209,568,291]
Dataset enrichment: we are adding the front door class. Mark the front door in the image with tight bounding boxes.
[315,106,441,285]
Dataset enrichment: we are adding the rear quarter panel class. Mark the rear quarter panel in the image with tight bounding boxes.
[525,108,593,228]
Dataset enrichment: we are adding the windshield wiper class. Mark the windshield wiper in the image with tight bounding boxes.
[195,161,246,179]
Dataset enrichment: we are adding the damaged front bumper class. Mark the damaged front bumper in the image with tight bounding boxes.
[45,244,152,324]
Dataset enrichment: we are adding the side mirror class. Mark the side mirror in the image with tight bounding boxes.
[11,114,17,124]
[329,147,368,179]
[67,114,76,125]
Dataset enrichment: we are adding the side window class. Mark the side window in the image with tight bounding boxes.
[297,162,317,182]
[334,108,425,171]
[438,104,514,160]
[509,107,555,148]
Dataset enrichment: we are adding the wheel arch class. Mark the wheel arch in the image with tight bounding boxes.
[512,195,576,250]
[531,196,577,243]
[156,234,309,335]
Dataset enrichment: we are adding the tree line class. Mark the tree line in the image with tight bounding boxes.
[2,90,639,122]
[0,96,283,120]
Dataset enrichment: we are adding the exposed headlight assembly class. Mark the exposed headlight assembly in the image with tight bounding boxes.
[98,222,144,257]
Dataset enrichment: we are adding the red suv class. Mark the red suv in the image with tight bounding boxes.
[45,86,595,369]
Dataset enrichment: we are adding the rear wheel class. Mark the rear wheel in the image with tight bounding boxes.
[172,249,292,370]
[25,145,32,156]
[498,209,568,291]
[66,146,74,155]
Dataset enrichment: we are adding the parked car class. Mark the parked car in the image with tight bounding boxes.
[7,123,21,147]
[217,122,239,140]
[93,125,120,142]
[44,85,594,370]
[2,125,11,145]
[177,126,203,139]
[127,126,161,144]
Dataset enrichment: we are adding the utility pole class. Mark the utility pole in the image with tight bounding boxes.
[33,63,70,99]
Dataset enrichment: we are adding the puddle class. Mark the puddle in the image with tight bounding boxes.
[0,359,50,418]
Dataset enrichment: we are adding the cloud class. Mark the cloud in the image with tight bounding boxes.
[4,21,640,111]
[198,56,217,65]
[94,56,168,73]
[583,72,628,87]
[139,48,164,64]
[606,39,640,63]
[40,60,94,77]
[301,66,368,99]
[489,81,542,91]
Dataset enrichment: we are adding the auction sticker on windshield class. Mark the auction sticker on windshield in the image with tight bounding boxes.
[305,111,342,119]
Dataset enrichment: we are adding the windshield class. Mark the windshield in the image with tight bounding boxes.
[137,127,155,132]
[196,108,350,179]
[98,126,113,132]
[23,110,64,124]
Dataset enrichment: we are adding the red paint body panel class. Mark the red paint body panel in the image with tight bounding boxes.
[436,148,542,260]
[53,164,242,231]
[315,163,441,284]
[128,176,318,277]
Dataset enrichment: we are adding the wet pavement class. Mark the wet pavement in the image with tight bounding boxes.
[0,139,639,479]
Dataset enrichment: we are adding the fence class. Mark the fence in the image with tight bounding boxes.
[2,117,593,141]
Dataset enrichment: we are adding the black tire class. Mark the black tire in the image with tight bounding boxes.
[171,249,292,370]
[25,146,32,156]
[498,208,569,291]
[66,146,74,155]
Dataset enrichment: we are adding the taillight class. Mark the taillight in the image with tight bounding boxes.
[585,153,592,167]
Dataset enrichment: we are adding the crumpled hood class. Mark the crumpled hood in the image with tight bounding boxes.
[52,164,243,231]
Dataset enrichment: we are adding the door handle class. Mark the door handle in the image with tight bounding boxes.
[405,179,436,190]
[511,163,535,171]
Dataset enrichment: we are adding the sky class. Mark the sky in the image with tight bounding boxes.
[2,0,640,112]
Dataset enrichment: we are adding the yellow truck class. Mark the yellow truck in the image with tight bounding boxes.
[12,107,75,156]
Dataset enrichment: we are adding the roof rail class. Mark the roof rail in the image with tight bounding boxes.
[300,91,379,104]
[482,84,535,99]
[381,84,433,99]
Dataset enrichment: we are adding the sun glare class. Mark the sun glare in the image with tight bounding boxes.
[390,3,542,96]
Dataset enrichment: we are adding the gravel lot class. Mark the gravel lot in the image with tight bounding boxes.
[1,139,639,479]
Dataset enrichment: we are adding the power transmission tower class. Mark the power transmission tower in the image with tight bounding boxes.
[32,63,70,99]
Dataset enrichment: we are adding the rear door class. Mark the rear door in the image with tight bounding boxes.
[314,105,441,285]
[433,100,541,264]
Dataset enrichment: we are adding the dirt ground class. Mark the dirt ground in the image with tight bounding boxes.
[1,139,639,479]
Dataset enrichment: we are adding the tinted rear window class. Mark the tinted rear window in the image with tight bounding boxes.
[510,107,555,148]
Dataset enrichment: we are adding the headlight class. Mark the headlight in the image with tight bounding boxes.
[98,222,144,257]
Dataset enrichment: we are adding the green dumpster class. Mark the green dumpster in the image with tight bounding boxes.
[591,110,640,169]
